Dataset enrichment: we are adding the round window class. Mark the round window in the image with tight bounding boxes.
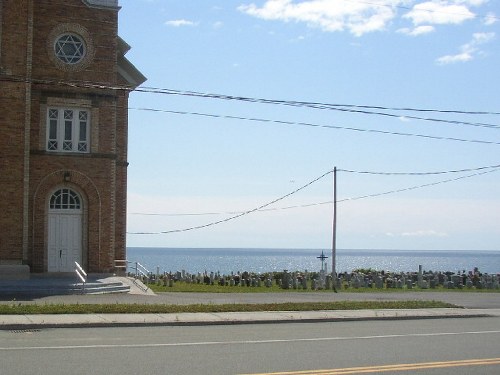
[54,34,86,64]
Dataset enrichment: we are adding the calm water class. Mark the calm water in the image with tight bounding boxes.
[127,248,500,275]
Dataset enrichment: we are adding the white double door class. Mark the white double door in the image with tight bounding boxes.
[47,211,82,272]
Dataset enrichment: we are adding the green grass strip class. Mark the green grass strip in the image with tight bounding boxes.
[147,283,499,293]
[0,300,457,315]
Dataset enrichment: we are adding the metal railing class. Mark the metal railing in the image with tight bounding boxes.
[74,261,87,292]
[114,260,151,292]
[115,259,150,278]
[131,261,151,280]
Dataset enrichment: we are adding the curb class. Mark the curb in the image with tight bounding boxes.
[1,309,496,330]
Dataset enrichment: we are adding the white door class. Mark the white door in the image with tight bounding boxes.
[47,189,83,272]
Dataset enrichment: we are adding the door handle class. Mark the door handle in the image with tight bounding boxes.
[60,250,62,258]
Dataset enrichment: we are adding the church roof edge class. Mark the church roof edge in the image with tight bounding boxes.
[82,0,120,10]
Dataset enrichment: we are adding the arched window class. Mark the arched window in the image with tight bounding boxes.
[49,188,81,210]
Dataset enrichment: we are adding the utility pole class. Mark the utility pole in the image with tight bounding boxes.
[331,167,337,279]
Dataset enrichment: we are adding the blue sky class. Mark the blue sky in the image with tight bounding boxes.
[118,0,499,250]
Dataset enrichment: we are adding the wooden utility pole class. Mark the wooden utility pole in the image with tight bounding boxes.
[331,167,337,278]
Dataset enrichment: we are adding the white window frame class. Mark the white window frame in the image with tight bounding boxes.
[49,188,82,211]
[46,107,90,153]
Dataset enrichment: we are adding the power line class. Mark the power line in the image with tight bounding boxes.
[5,75,499,141]
[338,168,500,203]
[131,105,500,130]
[261,167,500,207]
[130,107,500,146]
[338,163,500,176]
[3,75,499,120]
[127,168,334,234]
[127,165,500,234]
[129,163,500,217]
[136,87,500,117]
[301,105,500,130]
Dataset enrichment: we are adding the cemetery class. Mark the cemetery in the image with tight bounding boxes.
[137,265,500,292]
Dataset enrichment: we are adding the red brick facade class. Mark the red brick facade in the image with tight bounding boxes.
[0,0,145,273]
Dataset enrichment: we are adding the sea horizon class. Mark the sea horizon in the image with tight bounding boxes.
[127,246,500,251]
[126,247,500,275]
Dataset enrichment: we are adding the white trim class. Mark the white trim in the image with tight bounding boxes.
[117,56,147,88]
[82,0,119,9]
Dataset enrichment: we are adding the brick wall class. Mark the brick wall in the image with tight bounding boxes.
[0,0,30,264]
[0,0,132,272]
[0,81,25,262]
[32,1,118,84]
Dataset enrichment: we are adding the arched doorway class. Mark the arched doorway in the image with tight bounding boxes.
[47,188,83,272]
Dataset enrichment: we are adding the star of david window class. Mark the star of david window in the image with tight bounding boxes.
[54,34,86,64]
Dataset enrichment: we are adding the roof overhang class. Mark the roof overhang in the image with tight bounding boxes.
[117,37,146,89]
[82,0,120,10]
[118,57,147,89]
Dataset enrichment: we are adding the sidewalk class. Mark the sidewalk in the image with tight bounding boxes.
[2,308,500,330]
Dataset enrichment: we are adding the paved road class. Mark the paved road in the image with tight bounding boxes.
[2,290,500,309]
[2,317,499,374]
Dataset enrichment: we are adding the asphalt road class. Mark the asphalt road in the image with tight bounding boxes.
[2,290,500,309]
[1,317,499,374]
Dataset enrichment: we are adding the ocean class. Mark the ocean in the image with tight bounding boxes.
[126,248,500,275]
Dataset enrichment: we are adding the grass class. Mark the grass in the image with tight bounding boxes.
[146,281,500,293]
[148,282,284,293]
[0,300,457,315]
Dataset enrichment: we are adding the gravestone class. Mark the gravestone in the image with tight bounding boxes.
[301,276,308,290]
[282,270,290,289]
[292,274,298,289]
[319,270,326,289]
[325,275,331,290]
[265,277,272,288]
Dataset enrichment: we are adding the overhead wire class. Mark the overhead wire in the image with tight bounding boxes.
[130,106,500,131]
[135,87,500,117]
[338,163,500,176]
[295,105,500,130]
[130,107,500,146]
[127,168,335,234]
[338,167,500,203]
[127,164,500,234]
[3,75,499,127]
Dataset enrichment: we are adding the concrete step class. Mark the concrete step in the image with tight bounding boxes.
[78,282,131,294]
[0,279,130,296]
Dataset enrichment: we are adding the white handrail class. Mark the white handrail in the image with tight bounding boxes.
[74,262,87,291]
[114,260,151,292]
[134,261,150,278]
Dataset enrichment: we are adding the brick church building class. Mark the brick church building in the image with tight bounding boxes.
[0,0,145,276]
